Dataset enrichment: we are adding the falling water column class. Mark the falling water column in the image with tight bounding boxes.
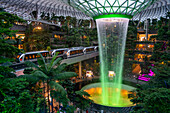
[96,18,129,106]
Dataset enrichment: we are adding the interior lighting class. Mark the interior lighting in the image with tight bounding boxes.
[108,71,116,77]
[37,27,42,30]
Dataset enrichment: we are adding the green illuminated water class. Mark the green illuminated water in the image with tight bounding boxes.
[96,18,129,106]
[82,83,135,107]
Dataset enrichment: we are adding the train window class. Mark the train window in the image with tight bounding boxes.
[79,50,83,53]
[71,51,76,55]
[87,48,94,52]
[45,53,47,56]
[32,55,35,59]
[76,50,78,54]
[34,54,37,59]
[29,55,32,59]
[58,50,64,55]
[25,55,29,60]
[45,52,48,56]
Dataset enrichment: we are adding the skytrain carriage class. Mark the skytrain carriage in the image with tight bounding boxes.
[51,48,69,57]
[94,46,98,51]
[16,51,49,63]
[63,47,84,59]
[84,46,98,54]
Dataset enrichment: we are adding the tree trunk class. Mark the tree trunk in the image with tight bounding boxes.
[43,81,46,113]
[51,97,53,113]
[47,81,50,113]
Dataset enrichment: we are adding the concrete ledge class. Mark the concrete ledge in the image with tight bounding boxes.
[62,52,99,65]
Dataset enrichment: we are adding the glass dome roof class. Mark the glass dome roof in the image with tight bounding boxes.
[69,0,157,19]
[133,0,170,21]
[0,0,168,21]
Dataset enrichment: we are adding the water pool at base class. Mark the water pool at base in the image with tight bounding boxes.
[82,83,136,107]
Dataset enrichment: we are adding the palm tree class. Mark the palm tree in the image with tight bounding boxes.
[20,54,77,113]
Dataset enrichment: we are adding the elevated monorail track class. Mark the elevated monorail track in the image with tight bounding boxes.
[11,52,99,71]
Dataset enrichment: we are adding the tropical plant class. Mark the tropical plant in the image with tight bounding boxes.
[20,53,77,112]
[130,64,170,113]
[24,30,52,51]
[74,90,93,113]
[0,73,35,113]
[59,79,93,113]
[128,15,170,112]
[0,11,23,61]
[0,11,24,38]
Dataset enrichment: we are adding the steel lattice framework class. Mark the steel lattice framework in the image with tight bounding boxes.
[0,0,91,20]
[0,0,169,23]
[68,0,157,19]
[133,0,170,21]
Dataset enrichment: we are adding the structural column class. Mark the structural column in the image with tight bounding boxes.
[78,61,82,78]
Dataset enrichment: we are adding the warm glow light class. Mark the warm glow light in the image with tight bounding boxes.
[138,34,157,41]
[33,26,42,31]
[16,34,25,40]
[108,71,116,77]
[86,71,93,77]
[82,83,136,107]
[37,27,42,30]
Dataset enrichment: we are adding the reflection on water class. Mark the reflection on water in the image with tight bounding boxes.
[84,87,133,107]
[82,83,136,107]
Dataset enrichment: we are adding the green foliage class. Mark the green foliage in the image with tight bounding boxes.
[151,65,170,88]
[131,88,170,113]
[23,68,34,74]
[0,11,23,61]
[59,79,93,111]
[23,53,77,112]
[150,14,169,63]
[124,21,137,76]
[130,65,170,113]
[74,90,93,110]
[0,78,34,113]
[0,12,24,38]
[58,16,97,47]
[24,30,52,51]
[143,88,169,113]
[0,66,16,78]
[65,27,83,47]
[46,46,51,52]
[0,42,21,58]
[59,80,75,102]
[50,90,69,108]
